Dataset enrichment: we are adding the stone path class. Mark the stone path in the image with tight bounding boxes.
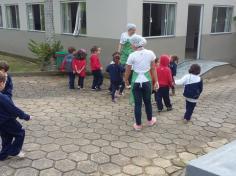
[0,74,236,176]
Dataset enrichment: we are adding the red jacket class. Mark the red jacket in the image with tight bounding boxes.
[90,54,101,71]
[72,58,86,77]
[156,55,173,88]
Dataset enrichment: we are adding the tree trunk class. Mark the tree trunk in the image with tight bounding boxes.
[44,0,55,44]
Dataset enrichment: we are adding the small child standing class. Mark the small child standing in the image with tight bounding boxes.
[175,64,203,123]
[72,49,87,89]
[0,71,31,160]
[169,56,179,96]
[155,55,173,112]
[90,46,103,91]
[0,61,13,99]
[61,47,76,89]
[106,52,125,102]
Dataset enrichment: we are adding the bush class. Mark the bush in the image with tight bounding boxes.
[28,40,63,71]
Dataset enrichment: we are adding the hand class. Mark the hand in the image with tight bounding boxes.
[100,67,103,70]
[153,82,159,91]
[25,114,31,121]
[125,80,130,88]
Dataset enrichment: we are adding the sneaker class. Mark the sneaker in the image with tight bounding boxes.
[119,92,124,96]
[158,109,163,113]
[167,107,173,111]
[96,87,102,91]
[147,117,157,127]
[133,124,142,131]
[112,99,117,103]
[183,119,189,124]
[77,86,81,89]
[16,151,25,159]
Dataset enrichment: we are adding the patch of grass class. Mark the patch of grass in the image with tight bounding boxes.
[0,53,41,73]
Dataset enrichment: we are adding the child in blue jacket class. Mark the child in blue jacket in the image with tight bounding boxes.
[169,56,179,96]
[175,64,203,123]
[0,61,13,99]
[0,71,31,160]
[106,52,125,102]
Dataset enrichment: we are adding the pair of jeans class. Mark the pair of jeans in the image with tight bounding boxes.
[0,119,25,160]
[111,81,125,100]
[155,87,172,111]
[133,82,153,125]
[184,100,197,121]
[78,76,85,88]
[92,70,103,89]
[68,72,75,89]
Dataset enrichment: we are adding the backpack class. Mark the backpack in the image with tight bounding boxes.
[64,54,74,72]
[183,79,203,99]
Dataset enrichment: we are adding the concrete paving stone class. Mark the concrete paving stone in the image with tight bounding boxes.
[14,167,39,176]
[68,151,88,162]
[153,158,172,168]
[41,144,60,152]
[32,158,53,170]
[80,144,100,154]
[26,150,46,160]
[111,141,128,149]
[61,144,80,153]
[0,166,15,176]
[123,164,143,175]
[132,156,151,167]
[77,160,98,174]
[23,143,41,152]
[92,139,110,147]
[39,168,62,176]
[145,166,166,175]
[100,163,121,175]
[9,158,32,168]
[55,159,76,172]
[91,152,110,164]
[179,152,197,164]
[111,154,131,166]
[47,150,67,161]
[63,170,87,176]
[101,146,120,155]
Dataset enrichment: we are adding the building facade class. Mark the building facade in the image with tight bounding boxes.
[0,0,235,65]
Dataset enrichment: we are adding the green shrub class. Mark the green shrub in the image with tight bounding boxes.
[28,40,63,71]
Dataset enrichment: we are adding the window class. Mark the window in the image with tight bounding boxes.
[61,1,86,35]
[27,4,45,31]
[0,6,3,28]
[211,6,233,33]
[143,3,176,37]
[6,5,20,29]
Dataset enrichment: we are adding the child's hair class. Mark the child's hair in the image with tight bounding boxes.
[112,52,121,57]
[0,61,9,72]
[171,55,179,63]
[154,58,159,64]
[0,71,6,83]
[189,64,201,75]
[68,47,76,54]
[90,46,99,53]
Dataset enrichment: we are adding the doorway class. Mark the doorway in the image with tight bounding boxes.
[185,5,203,59]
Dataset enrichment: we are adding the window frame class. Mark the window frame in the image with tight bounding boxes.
[0,5,3,28]
[143,2,177,39]
[26,3,45,32]
[210,5,234,35]
[5,4,20,30]
[60,0,87,36]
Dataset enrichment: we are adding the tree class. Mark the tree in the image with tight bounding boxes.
[44,0,55,44]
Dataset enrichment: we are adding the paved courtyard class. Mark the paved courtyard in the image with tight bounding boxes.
[1,74,236,176]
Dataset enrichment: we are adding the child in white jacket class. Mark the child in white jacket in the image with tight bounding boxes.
[175,64,203,123]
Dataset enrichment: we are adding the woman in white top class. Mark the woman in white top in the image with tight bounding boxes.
[125,35,158,131]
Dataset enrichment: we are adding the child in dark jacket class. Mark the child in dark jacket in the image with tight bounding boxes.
[155,55,173,112]
[169,56,179,96]
[72,49,87,89]
[90,46,103,91]
[175,64,203,123]
[0,61,13,99]
[106,52,125,102]
[0,71,31,160]
[61,47,76,89]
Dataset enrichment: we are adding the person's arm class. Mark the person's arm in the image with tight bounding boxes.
[199,79,203,94]
[2,96,30,121]
[175,75,188,86]
[151,61,158,90]
[3,76,13,98]
[118,43,123,53]
[124,65,132,87]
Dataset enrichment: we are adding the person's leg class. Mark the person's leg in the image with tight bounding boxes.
[133,83,142,126]
[111,82,118,101]
[119,81,125,94]
[81,77,85,89]
[128,70,133,85]
[184,101,197,121]
[69,72,75,89]
[97,70,103,89]
[77,75,80,88]
[0,131,13,160]
[142,82,153,122]
[92,71,98,89]
[155,88,164,111]
[162,87,172,110]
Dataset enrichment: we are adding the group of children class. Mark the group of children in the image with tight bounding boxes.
[0,62,30,161]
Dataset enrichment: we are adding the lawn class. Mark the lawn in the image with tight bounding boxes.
[0,53,41,73]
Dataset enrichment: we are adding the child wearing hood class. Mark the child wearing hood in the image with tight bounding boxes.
[155,55,173,112]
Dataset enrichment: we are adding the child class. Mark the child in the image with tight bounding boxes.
[106,52,125,102]
[155,55,173,112]
[0,61,13,99]
[72,49,87,89]
[175,64,203,123]
[61,47,76,89]
[169,56,179,96]
[90,46,103,91]
[0,71,31,160]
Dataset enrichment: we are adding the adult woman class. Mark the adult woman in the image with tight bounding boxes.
[125,35,158,131]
